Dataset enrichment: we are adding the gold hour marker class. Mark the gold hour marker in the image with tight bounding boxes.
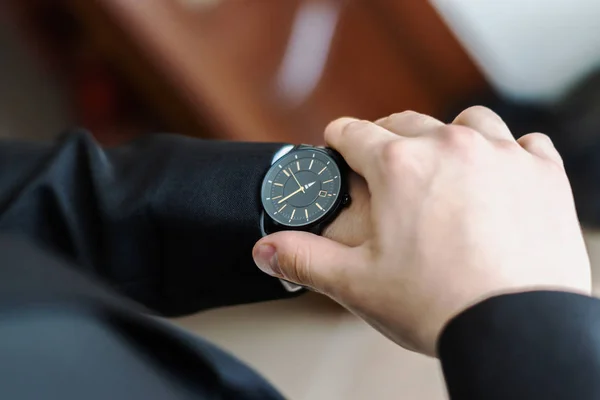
[279,204,287,212]
[274,183,284,187]
[297,161,300,171]
[305,209,309,220]
[316,203,323,211]
[283,170,290,177]
[309,160,314,170]
[322,179,333,184]
[290,209,296,221]
[272,195,282,200]
[318,167,327,175]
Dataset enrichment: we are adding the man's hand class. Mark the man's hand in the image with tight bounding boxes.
[322,172,371,247]
[253,106,591,356]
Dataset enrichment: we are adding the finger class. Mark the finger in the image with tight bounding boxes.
[518,132,563,166]
[253,231,365,296]
[452,106,515,142]
[324,117,397,180]
[375,111,444,137]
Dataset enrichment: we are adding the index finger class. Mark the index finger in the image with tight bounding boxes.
[324,117,396,180]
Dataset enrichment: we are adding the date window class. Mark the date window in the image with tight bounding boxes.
[319,190,328,197]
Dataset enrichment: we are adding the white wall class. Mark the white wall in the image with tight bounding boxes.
[431,0,600,103]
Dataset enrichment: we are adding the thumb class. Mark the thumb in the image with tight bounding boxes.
[253,231,359,294]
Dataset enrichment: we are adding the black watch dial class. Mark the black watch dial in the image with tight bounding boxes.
[261,148,343,228]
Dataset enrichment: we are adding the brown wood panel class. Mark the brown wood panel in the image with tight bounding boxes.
[29,0,489,143]
[310,1,440,118]
[370,0,487,107]
[70,0,294,141]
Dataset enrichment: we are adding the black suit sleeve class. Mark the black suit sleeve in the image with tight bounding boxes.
[439,291,600,399]
[0,129,295,316]
[0,238,285,400]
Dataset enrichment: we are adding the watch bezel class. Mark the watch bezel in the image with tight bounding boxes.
[260,146,348,233]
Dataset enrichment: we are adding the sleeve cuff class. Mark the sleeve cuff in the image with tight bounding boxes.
[438,291,600,400]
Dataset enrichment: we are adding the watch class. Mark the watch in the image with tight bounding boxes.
[260,144,351,292]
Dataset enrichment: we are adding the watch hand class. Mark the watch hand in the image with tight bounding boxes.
[304,181,316,190]
[278,187,304,204]
[289,168,305,193]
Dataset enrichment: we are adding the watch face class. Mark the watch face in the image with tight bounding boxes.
[261,148,343,228]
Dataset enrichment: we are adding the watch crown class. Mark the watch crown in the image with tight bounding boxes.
[342,193,351,206]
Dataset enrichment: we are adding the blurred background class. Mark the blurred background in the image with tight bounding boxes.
[2,0,599,142]
[1,0,489,146]
[4,0,600,222]
[2,1,600,398]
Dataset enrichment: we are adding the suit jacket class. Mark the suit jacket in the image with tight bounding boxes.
[0,130,597,399]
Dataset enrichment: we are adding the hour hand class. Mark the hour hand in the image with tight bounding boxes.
[278,187,304,204]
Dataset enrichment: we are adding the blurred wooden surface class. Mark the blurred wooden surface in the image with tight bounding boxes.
[18,0,489,143]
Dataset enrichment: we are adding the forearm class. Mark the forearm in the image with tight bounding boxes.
[0,130,295,315]
[439,291,600,399]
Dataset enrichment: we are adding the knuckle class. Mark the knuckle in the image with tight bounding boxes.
[380,111,427,131]
[386,110,420,122]
[382,111,444,137]
[341,120,373,139]
[456,105,494,120]
[494,138,520,152]
[380,140,414,175]
[381,140,404,164]
[395,110,420,117]
[519,132,552,147]
[519,132,564,167]
[438,125,482,150]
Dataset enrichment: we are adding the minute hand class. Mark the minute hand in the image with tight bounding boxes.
[278,187,304,204]
[289,168,305,193]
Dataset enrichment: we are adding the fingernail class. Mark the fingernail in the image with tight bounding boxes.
[253,244,282,277]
